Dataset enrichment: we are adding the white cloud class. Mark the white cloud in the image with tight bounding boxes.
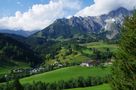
[76,0,136,17]
[0,0,82,31]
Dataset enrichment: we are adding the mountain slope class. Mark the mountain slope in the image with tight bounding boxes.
[0,33,41,67]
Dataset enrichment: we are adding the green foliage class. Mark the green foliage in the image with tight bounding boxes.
[0,76,110,90]
[0,33,42,67]
[42,41,116,67]
[12,79,24,90]
[0,79,23,90]
[111,12,136,90]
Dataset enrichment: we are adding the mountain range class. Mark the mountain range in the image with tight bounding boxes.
[0,7,131,39]
[31,7,131,40]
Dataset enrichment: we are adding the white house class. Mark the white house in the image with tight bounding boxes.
[80,63,90,67]
[80,60,99,67]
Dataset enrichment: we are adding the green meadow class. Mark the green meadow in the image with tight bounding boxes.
[66,84,111,90]
[20,66,111,84]
[80,42,118,52]
[0,61,30,75]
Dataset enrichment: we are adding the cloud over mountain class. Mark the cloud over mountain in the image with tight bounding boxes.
[0,0,135,31]
[76,0,136,17]
[0,0,82,31]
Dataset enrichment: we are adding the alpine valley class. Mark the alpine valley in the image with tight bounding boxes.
[0,7,134,90]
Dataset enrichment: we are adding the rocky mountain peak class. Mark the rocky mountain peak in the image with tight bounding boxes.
[32,7,132,40]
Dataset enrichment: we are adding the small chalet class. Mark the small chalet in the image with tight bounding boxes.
[80,60,99,67]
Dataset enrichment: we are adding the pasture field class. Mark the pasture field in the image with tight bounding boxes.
[80,42,118,52]
[0,61,30,75]
[66,84,111,90]
[20,66,111,84]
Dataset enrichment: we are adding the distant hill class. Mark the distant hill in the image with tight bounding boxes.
[0,33,26,43]
[0,29,38,37]
[0,33,41,67]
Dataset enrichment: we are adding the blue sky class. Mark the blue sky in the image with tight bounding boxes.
[0,0,49,17]
[0,0,93,17]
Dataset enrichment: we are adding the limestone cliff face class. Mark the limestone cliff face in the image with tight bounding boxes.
[32,7,131,40]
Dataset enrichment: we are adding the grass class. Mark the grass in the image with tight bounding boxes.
[80,42,118,52]
[82,48,93,55]
[20,66,111,84]
[47,55,88,65]
[63,54,90,64]
[47,47,90,65]
[0,67,11,75]
[0,61,30,75]
[66,84,111,90]
[46,42,118,66]
[72,55,89,61]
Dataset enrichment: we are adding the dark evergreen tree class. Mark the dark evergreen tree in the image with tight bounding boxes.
[111,12,136,90]
[12,79,24,90]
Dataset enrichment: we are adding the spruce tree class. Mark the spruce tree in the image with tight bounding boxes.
[111,12,136,90]
[12,79,24,90]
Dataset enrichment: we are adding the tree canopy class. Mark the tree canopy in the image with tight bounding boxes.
[112,12,136,90]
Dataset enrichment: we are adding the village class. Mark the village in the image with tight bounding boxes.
[8,59,113,77]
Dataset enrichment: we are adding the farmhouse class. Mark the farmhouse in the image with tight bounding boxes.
[104,61,113,66]
[80,63,90,67]
[80,60,99,67]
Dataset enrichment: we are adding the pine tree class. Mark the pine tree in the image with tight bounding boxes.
[12,79,24,90]
[111,12,136,90]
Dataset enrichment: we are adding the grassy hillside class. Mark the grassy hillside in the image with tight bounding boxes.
[45,41,117,66]
[80,42,118,52]
[66,84,111,90]
[0,67,11,75]
[20,66,111,84]
[46,47,90,65]
[0,61,30,75]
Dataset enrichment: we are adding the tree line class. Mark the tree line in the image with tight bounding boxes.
[0,75,110,90]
